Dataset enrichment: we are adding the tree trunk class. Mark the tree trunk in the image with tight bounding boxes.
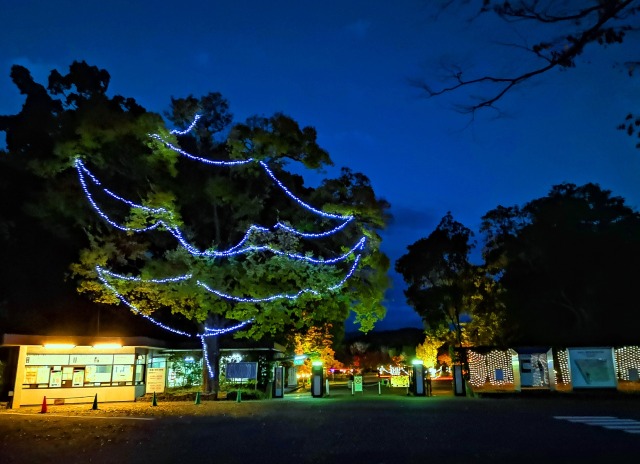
[202,334,220,396]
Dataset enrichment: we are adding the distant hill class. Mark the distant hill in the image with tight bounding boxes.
[344,327,424,351]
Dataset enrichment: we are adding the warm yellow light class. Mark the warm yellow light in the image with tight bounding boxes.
[43,344,75,349]
[93,343,122,349]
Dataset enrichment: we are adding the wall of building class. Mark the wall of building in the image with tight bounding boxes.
[11,344,151,407]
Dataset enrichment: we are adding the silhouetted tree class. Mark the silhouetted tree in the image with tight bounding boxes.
[481,182,640,345]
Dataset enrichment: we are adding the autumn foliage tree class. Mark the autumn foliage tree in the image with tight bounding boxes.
[293,323,341,377]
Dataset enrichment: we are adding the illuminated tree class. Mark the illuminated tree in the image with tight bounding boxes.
[293,323,341,377]
[416,336,440,370]
[71,111,389,392]
[0,62,391,394]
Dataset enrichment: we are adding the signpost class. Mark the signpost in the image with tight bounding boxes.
[353,375,363,393]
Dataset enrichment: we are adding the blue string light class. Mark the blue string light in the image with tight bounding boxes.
[79,114,369,346]
[76,158,363,263]
[204,320,254,335]
[151,121,353,222]
[195,253,362,303]
[170,114,202,135]
[96,267,193,337]
[96,266,254,338]
[258,160,351,221]
[97,266,192,283]
[149,133,254,166]
[200,335,214,378]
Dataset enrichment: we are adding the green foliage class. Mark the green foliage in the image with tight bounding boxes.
[396,212,507,346]
[167,353,203,388]
[0,61,391,339]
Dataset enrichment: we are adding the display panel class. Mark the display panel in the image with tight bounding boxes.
[85,365,113,384]
[112,365,134,383]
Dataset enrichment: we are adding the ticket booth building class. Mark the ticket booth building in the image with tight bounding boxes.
[1,334,169,408]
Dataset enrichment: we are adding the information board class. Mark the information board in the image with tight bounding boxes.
[146,367,166,394]
[568,348,617,388]
[390,375,410,388]
[226,362,258,380]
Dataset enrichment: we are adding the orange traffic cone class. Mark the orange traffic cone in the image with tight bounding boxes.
[40,396,47,414]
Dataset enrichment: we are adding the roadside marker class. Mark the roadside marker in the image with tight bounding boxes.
[40,396,47,414]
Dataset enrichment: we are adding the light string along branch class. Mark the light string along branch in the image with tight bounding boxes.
[196,253,362,303]
[152,118,354,221]
[199,335,214,378]
[79,114,368,343]
[76,158,361,263]
[97,266,254,337]
[170,114,201,135]
[96,266,192,337]
[96,242,363,305]
[204,320,254,336]
[150,133,253,166]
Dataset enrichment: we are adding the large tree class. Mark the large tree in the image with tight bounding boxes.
[420,1,640,114]
[481,182,640,345]
[0,61,391,358]
[0,61,170,335]
[395,212,501,347]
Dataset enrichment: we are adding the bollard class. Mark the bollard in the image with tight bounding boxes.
[194,391,201,405]
[152,391,158,407]
[378,381,381,395]
[91,394,99,410]
[325,379,330,397]
[236,390,242,403]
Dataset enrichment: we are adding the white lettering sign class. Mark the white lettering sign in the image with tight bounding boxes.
[69,354,114,365]
[25,354,69,365]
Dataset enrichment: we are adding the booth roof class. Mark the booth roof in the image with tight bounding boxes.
[0,333,171,349]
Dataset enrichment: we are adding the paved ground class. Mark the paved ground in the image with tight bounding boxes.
[2,383,639,463]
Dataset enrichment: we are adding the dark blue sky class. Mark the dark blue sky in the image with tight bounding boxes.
[2,1,639,331]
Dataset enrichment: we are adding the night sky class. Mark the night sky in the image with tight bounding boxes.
[1,1,639,331]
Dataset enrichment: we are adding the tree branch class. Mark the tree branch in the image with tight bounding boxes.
[422,0,639,114]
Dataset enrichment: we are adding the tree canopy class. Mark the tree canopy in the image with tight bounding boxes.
[395,212,501,346]
[0,61,391,341]
[481,182,640,346]
[398,183,640,347]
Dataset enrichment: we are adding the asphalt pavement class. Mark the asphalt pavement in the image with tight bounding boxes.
[2,383,639,464]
